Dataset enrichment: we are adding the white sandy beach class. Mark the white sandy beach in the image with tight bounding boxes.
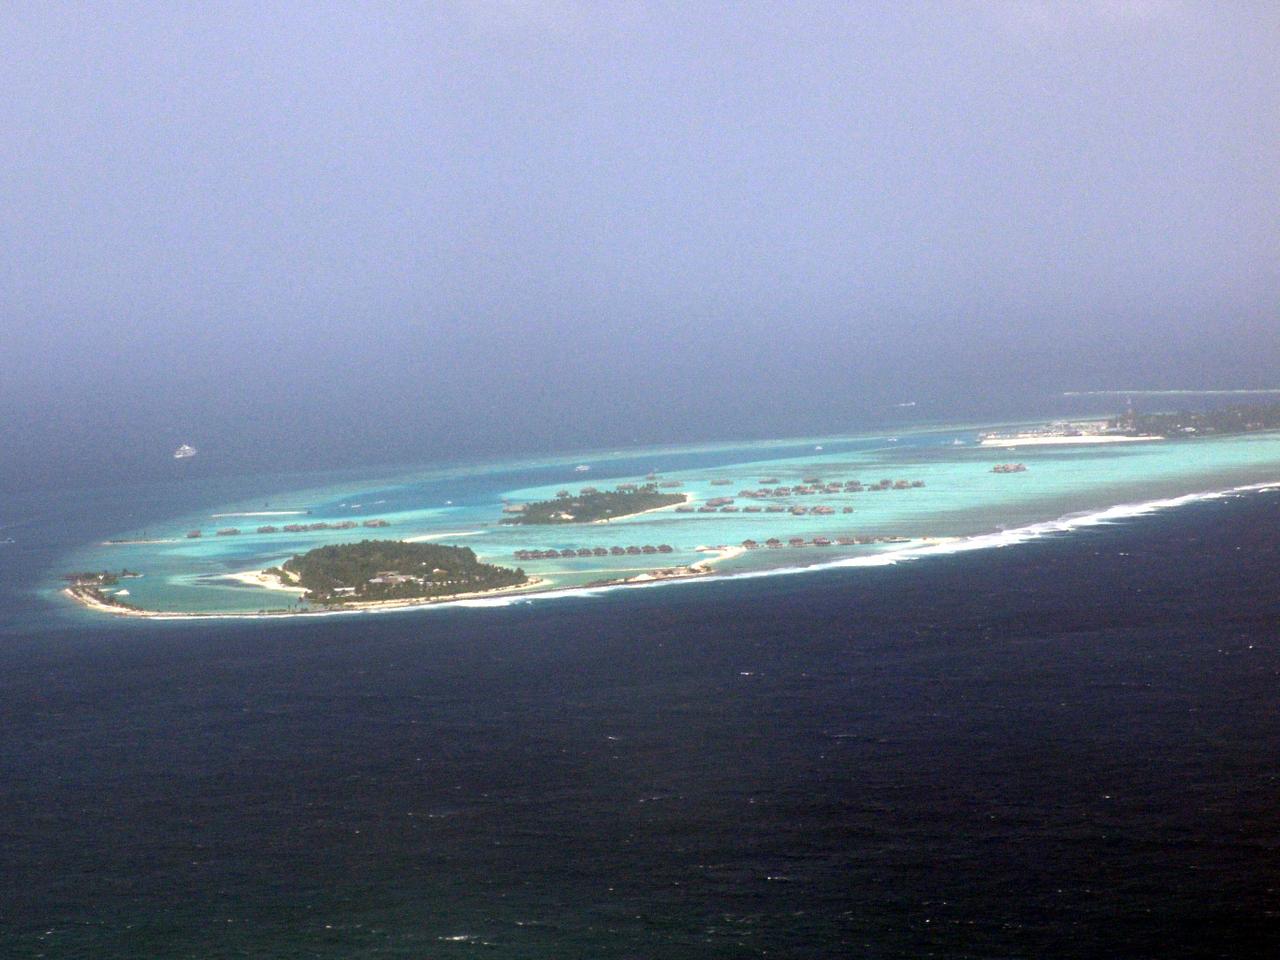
[64,576,551,620]
[979,434,1164,448]
[403,530,487,542]
[591,493,693,523]
[221,568,305,592]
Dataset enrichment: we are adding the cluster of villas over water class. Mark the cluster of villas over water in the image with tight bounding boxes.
[514,544,675,560]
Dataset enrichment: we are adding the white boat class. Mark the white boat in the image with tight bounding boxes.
[174,444,197,459]
[574,464,591,472]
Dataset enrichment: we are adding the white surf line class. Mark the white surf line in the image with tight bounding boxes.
[461,478,1280,608]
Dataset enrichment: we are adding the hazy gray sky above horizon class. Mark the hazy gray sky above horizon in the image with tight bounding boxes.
[3,1,1278,474]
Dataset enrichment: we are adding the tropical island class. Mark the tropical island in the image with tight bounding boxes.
[62,570,142,611]
[265,540,529,605]
[1115,401,1280,438]
[501,485,688,524]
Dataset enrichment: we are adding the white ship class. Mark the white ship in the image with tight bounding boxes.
[174,444,198,459]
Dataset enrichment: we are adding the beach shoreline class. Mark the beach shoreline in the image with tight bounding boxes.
[590,492,693,523]
[979,434,1163,447]
[63,575,554,620]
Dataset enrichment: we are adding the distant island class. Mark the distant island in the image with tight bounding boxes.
[501,486,689,524]
[1115,401,1280,438]
[266,540,529,605]
[979,402,1280,448]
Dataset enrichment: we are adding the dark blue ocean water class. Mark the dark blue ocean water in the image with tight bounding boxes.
[3,484,1280,957]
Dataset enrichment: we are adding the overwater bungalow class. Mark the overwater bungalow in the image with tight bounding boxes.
[803,476,822,484]
[842,506,854,514]
[675,505,696,513]
[186,530,202,538]
[706,496,734,507]
[758,478,779,484]
[812,506,835,515]
[257,525,279,534]
[742,539,759,549]
[362,519,390,528]
[641,545,657,554]
[335,520,358,529]
[593,547,609,556]
[576,548,593,557]
[610,546,626,555]
[813,537,832,546]
[216,528,241,536]
[765,505,786,513]
[657,544,674,553]
[992,463,1028,473]
[788,537,806,547]
[307,522,330,531]
[911,480,926,488]
[744,506,763,513]
[709,478,733,486]
[894,480,911,489]
[626,546,642,555]
[283,524,305,532]
[791,506,808,515]
[720,506,739,513]
[698,506,718,513]
[836,536,856,545]
[765,538,783,548]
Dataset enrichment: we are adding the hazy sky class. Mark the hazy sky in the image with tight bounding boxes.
[3,2,1278,481]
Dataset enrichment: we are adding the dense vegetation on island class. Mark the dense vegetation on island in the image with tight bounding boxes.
[502,486,686,524]
[1114,402,1280,438]
[271,539,527,604]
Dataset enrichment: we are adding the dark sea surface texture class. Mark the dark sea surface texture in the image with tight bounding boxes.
[3,490,1280,958]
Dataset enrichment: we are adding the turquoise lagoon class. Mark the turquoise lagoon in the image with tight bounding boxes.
[58,424,1280,616]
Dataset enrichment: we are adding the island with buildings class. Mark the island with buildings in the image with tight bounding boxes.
[1117,401,1280,438]
[62,570,143,611]
[265,540,530,606]
[501,485,688,524]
